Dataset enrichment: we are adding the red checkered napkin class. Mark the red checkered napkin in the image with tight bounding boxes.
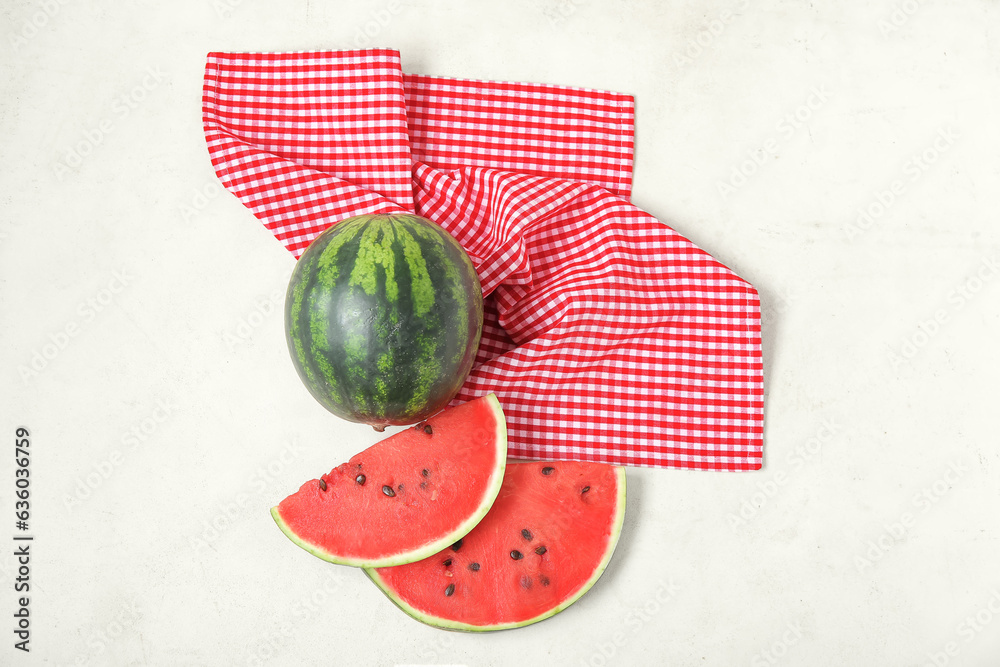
[203,49,764,471]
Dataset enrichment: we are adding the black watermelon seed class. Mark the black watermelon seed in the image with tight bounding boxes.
[382,485,395,497]
[318,478,327,491]
[443,558,453,567]
[520,575,532,589]
[521,529,533,541]
[445,584,455,597]
[581,486,591,494]
[420,481,428,490]
[423,424,433,435]
[540,576,551,587]
[451,538,463,552]
[541,466,555,475]
[468,562,480,571]
[397,483,404,492]
[535,546,547,555]
[355,474,366,486]
[421,468,430,477]
[510,550,524,560]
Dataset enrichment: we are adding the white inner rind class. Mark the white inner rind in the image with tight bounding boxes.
[365,465,628,631]
[271,394,508,568]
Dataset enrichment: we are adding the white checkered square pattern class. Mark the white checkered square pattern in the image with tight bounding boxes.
[202,49,764,471]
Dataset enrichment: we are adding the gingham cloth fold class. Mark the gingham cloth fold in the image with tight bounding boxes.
[203,49,764,471]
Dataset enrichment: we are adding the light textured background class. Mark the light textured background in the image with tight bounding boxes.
[2,1,999,665]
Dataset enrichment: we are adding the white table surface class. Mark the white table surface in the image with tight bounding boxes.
[3,1,999,665]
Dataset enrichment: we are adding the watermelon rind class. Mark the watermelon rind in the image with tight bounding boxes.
[363,465,627,631]
[270,394,508,568]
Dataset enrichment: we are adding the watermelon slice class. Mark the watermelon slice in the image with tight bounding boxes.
[271,394,507,567]
[365,461,626,631]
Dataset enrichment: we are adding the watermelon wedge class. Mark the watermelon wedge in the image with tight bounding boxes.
[365,461,627,631]
[271,394,507,567]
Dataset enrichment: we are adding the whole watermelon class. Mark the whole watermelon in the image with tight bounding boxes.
[284,214,483,430]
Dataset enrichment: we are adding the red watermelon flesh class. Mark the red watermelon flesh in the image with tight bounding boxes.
[271,394,507,567]
[366,461,626,631]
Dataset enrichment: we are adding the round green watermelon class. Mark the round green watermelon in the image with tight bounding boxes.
[284,214,483,430]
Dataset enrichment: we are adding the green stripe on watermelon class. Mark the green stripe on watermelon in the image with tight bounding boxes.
[401,219,473,406]
[284,214,483,428]
[364,461,627,631]
[270,394,507,568]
